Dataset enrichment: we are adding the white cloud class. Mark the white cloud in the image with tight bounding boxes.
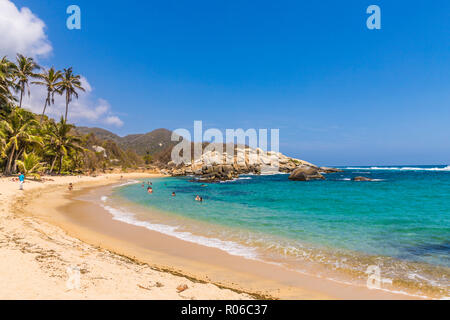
[104,116,124,127]
[22,75,124,127]
[0,0,52,59]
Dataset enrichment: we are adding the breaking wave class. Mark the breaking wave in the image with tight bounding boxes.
[343,166,450,172]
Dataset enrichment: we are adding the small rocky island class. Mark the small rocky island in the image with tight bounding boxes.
[161,147,341,182]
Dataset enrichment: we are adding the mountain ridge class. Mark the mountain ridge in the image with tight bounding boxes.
[75,127,178,156]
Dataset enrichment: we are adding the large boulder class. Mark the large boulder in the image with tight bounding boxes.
[289,166,325,181]
[319,167,343,173]
[352,176,373,181]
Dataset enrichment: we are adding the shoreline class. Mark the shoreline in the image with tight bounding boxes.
[12,175,421,299]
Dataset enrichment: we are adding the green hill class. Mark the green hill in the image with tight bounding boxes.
[76,127,179,156]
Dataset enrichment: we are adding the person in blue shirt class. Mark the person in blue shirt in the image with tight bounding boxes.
[18,172,25,190]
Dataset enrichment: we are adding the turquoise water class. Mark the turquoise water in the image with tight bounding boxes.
[111,165,450,297]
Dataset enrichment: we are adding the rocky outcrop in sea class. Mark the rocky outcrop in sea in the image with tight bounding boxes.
[160,147,340,182]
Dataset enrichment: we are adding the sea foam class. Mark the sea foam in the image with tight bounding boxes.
[343,166,450,172]
[100,203,258,260]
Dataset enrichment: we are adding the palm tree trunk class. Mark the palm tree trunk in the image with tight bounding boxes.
[64,92,69,122]
[40,99,48,124]
[13,148,24,174]
[5,147,15,175]
[58,154,63,174]
[19,88,24,108]
[50,155,58,173]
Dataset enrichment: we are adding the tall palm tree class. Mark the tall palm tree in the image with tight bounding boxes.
[32,67,62,123]
[0,107,42,175]
[58,68,85,122]
[45,117,83,174]
[0,56,17,106]
[14,54,40,108]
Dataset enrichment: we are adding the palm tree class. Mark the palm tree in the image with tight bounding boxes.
[0,107,42,175]
[16,151,46,179]
[32,67,62,123]
[14,54,40,108]
[45,117,84,174]
[0,56,17,106]
[58,68,85,122]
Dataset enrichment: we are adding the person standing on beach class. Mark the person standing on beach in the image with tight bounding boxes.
[18,172,25,190]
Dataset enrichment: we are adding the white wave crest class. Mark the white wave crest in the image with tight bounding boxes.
[100,204,258,260]
[344,166,450,172]
[113,180,140,188]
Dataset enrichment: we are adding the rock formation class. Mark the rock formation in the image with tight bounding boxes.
[319,167,343,173]
[161,146,342,182]
[288,166,325,181]
[352,176,374,181]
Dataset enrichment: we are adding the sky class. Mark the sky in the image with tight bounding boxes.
[1,0,449,165]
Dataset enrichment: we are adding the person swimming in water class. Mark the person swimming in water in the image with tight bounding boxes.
[172,192,176,197]
[147,186,153,194]
[195,195,200,201]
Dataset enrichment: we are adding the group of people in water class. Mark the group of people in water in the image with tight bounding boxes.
[142,181,203,202]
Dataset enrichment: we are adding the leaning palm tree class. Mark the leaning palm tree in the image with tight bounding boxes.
[58,68,85,122]
[45,117,84,174]
[32,67,62,123]
[14,54,40,108]
[16,151,46,180]
[0,107,42,175]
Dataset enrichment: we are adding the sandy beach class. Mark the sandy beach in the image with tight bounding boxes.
[0,173,254,299]
[0,173,419,300]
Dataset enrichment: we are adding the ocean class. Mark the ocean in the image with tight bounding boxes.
[103,165,450,298]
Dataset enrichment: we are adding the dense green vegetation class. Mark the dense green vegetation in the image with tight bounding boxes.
[0,54,144,177]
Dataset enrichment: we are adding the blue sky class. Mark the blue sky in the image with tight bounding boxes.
[5,0,450,165]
